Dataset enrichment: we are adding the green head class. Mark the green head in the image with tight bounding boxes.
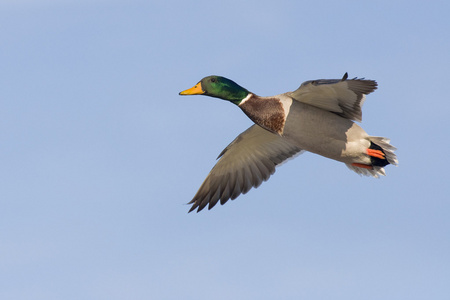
[179,75,249,105]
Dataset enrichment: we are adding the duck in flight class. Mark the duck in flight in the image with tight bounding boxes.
[180,73,398,212]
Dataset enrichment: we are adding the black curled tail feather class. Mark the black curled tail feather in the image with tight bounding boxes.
[369,142,390,167]
[368,137,398,167]
[346,137,398,178]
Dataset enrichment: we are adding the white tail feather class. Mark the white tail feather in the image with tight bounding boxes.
[346,164,386,178]
[346,136,398,178]
[369,136,398,165]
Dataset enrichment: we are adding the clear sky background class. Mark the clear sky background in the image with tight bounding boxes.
[1,1,449,299]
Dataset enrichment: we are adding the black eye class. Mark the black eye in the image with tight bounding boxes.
[211,78,216,83]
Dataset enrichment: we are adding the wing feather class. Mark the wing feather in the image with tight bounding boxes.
[188,124,303,212]
[289,73,377,122]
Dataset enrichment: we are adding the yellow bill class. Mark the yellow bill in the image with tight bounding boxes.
[179,82,205,95]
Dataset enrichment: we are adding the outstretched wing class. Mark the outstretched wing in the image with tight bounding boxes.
[289,73,377,122]
[188,124,303,212]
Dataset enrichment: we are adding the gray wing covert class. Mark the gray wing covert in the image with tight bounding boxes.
[289,73,377,122]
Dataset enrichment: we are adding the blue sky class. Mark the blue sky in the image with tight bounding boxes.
[1,0,449,299]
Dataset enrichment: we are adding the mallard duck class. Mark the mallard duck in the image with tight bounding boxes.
[180,73,397,212]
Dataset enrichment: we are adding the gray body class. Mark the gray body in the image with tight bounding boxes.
[280,94,370,165]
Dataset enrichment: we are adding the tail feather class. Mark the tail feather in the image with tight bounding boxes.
[346,163,386,178]
[346,136,398,178]
[369,136,398,166]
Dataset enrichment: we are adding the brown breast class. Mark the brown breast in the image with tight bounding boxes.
[239,94,285,135]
